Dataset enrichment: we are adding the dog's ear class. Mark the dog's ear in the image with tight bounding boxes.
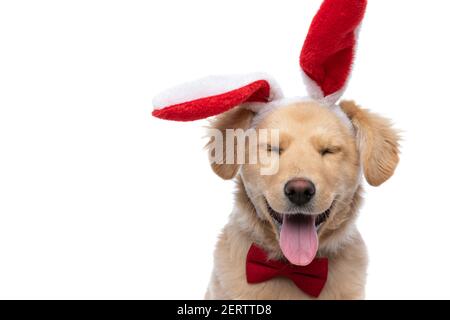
[206,107,255,180]
[151,73,282,179]
[340,101,400,186]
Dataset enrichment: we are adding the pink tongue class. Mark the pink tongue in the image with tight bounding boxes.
[280,214,318,266]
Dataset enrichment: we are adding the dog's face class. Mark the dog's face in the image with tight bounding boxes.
[244,102,359,223]
[208,100,399,265]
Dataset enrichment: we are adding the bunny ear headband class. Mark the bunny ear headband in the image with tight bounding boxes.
[152,0,367,124]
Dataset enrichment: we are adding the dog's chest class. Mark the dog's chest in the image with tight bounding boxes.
[209,236,367,299]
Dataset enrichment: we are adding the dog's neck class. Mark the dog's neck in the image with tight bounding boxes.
[231,176,363,261]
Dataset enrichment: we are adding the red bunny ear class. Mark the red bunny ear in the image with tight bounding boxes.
[300,0,367,105]
[152,73,283,121]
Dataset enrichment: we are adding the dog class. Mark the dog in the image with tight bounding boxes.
[204,100,400,299]
[150,0,391,300]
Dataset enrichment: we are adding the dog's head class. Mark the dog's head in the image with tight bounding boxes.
[207,100,399,265]
[151,0,387,265]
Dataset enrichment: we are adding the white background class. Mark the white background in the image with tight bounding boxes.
[0,0,449,299]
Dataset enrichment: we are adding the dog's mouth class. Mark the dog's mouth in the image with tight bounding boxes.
[267,202,332,229]
[265,200,333,267]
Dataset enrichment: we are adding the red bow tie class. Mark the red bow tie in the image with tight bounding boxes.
[246,244,328,298]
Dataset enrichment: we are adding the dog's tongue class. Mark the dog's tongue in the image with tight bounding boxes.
[280,214,318,266]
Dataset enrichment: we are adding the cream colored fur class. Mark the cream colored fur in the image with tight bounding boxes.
[205,101,400,300]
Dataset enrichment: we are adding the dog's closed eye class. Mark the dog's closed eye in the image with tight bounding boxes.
[319,146,341,156]
[267,144,283,155]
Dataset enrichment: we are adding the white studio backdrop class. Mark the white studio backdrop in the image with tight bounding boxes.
[0,0,449,299]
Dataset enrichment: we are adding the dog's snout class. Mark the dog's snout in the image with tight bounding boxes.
[284,178,316,206]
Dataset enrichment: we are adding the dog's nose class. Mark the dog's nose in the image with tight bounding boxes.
[284,178,316,206]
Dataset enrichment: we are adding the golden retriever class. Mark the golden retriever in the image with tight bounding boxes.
[204,100,399,299]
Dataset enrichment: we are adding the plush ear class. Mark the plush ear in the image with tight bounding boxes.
[206,107,255,180]
[300,0,367,106]
[340,101,400,186]
[152,73,282,121]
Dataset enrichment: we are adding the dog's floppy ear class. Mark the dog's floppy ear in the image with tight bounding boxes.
[206,107,255,180]
[340,101,400,186]
[152,73,283,180]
